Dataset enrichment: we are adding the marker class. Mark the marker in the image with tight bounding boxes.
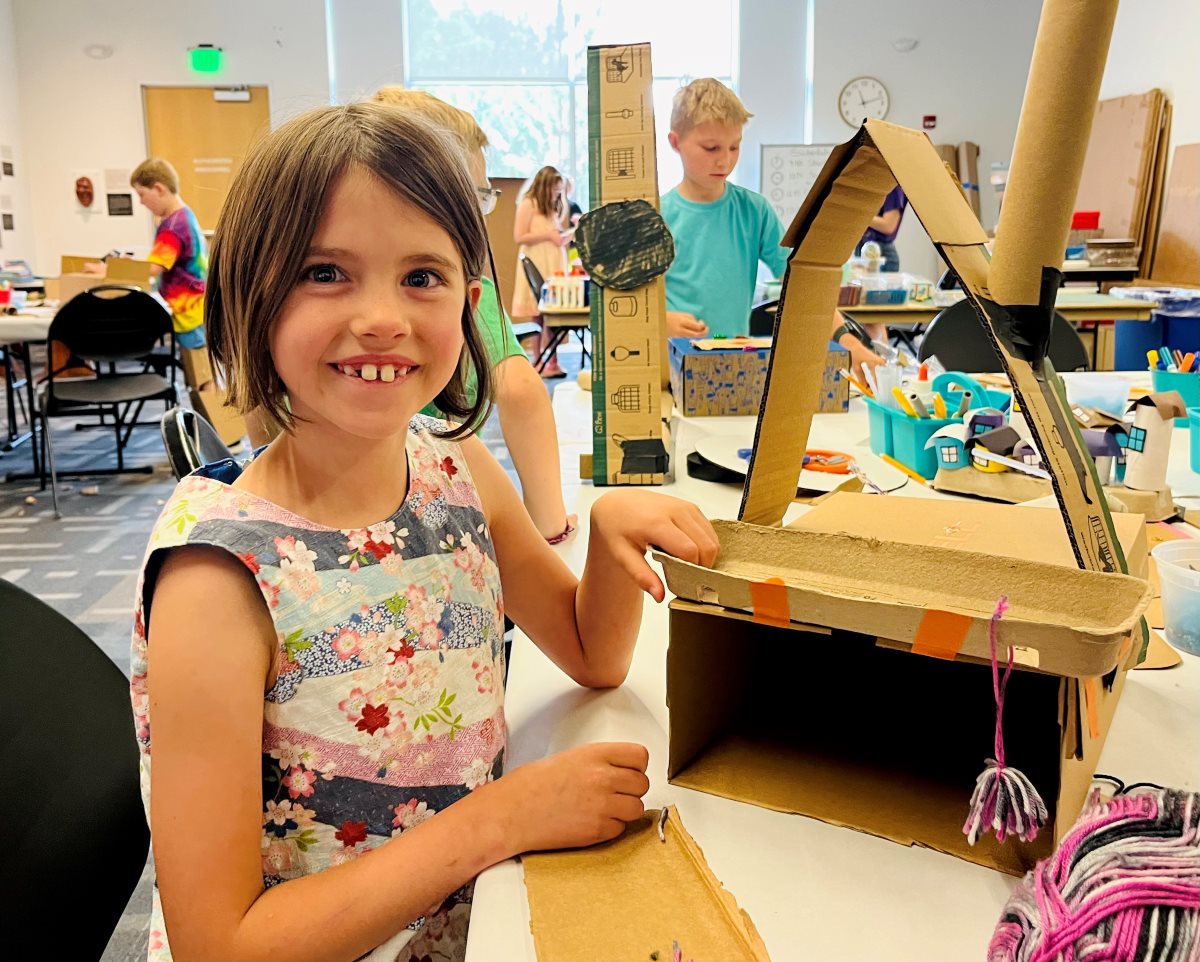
[932,392,948,419]
[1182,353,1196,373]
[1159,347,1177,372]
[953,390,973,418]
[1147,349,1162,371]
[918,361,929,381]
[907,392,931,418]
[892,386,919,417]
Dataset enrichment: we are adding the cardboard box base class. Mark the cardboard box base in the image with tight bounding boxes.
[189,388,246,448]
[667,603,1059,875]
[523,806,770,960]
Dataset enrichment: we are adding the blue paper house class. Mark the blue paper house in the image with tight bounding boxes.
[924,424,970,470]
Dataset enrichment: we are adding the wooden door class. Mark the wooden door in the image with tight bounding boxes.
[488,176,524,314]
[143,86,271,232]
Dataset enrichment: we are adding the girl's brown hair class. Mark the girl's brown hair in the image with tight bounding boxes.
[206,101,493,440]
[525,165,564,222]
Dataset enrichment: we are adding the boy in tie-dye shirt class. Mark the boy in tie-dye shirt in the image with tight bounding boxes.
[131,158,211,388]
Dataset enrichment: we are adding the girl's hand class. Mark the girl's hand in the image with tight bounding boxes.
[550,230,571,247]
[498,742,650,853]
[589,491,719,603]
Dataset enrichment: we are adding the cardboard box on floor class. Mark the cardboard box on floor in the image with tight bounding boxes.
[653,0,1153,875]
[586,42,667,485]
[179,347,246,446]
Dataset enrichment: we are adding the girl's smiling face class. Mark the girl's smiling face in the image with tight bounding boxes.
[271,168,481,441]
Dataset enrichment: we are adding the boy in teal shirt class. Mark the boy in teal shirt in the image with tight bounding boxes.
[662,79,788,339]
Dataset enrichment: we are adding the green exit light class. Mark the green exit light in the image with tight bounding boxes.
[190,45,222,73]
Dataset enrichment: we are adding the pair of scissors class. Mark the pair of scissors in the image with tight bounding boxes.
[736,448,853,474]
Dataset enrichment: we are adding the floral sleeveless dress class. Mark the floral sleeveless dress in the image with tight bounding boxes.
[130,415,507,961]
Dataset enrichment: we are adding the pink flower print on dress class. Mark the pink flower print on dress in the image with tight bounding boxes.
[331,627,363,661]
[461,757,493,790]
[392,797,437,832]
[275,535,317,570]
[284,766,317,798]
[472,657,494,695]
[403,584,445,648]
[338,687,369,722]
[261,838,294,874]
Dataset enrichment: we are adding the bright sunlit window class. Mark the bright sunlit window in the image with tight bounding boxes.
[403,0,739,205]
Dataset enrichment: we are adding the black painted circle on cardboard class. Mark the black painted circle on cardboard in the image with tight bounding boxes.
[575,199,675,291]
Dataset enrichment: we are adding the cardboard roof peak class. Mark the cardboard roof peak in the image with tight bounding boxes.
[1128,391,1187,420]
[782,121,991,287]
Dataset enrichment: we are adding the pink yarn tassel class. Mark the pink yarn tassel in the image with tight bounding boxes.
[964,596,1049,845]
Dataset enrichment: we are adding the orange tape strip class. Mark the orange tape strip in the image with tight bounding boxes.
[912,609,972,660]
[750,577,790,625]
[1083,678,1101,739]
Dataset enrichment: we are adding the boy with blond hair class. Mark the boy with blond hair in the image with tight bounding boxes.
[662,79,787,339]
[371,86,576,543]
[661,81,883,369]
[130,158,212,389]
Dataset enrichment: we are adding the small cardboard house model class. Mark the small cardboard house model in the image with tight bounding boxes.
[966,407,1006,437]
[1122,391,1186,492]
[926,423,969,470]
[652,0,1150,876]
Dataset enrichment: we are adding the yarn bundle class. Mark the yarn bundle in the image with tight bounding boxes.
[990,788,1200,961]
[964,596,1049,846]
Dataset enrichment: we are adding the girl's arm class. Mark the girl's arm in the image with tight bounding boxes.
[149,547,648,962]
[513,198,561,247]
[869,208,902,235]
[462,435,718,688]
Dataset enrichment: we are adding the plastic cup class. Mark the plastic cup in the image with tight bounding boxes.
[1152,541,1200,657]
[1063,375,1130,417]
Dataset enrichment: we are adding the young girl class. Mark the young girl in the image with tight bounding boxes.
[130,103,717,962]
[511,165,570,378]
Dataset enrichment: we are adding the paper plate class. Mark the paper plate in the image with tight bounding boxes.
[693,437,909,493]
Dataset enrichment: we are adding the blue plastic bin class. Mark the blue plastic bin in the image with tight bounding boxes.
[1190,408,1200,475]
[864,398,956,479]
[1114,316,1165,371]
[1151,370,1200,426]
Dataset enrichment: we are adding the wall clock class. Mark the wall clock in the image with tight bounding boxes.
[839,76,890,126]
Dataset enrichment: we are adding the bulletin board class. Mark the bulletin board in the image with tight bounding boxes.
[760,143,837,227]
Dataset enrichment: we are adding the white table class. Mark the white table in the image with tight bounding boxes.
[466,378,1199,962]
[0,306,54,344]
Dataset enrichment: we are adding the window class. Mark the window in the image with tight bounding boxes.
[403,0,739,205]
[940,444,960,465]
[1126,425,1146,453]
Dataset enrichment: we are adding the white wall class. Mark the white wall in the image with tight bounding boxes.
[0,0,35,265]
[736,0,808,195]
[13,0,330,273]
[1102,0,1199,151]
[811,0,1041,279]
[329,0,407,105]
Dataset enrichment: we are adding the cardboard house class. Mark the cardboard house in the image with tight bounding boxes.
[653,0,1150,875]
[1123,391,1186,491]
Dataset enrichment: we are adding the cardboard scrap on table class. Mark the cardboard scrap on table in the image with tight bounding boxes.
[1134,521,1189,670]
[523,806,770,961]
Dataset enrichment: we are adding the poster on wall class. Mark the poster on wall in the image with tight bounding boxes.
[2,214,13,231]
[1,162,12,178]
[107,193,134,216]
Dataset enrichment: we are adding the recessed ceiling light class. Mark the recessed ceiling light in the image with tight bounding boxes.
[84,44,114,60]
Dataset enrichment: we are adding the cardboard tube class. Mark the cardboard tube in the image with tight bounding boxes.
[989,0,1119,305]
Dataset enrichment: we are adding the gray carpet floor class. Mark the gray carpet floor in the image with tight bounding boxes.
[0,337,585,961]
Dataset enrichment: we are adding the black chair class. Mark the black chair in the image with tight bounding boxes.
[520,252,545,302]
[519,254,591,371]
[40,285,178,515]
[160,405,235,480]
[917,298,1091,373]
[0,578,149,961]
